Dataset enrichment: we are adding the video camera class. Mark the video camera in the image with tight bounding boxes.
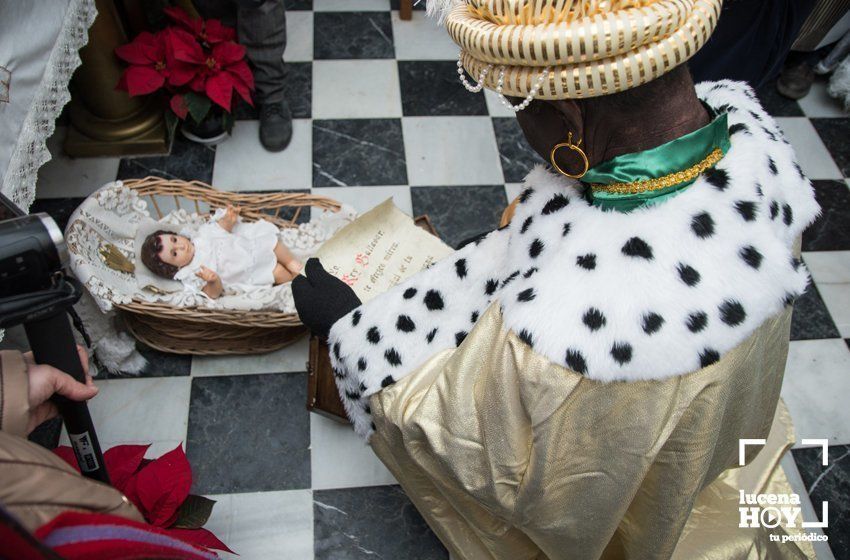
[0,192,109,483]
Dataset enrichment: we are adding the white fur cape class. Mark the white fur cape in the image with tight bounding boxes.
[327,81,821,440]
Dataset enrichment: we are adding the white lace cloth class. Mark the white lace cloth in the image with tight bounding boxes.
[67,181,356,314]
[0,0,96,210]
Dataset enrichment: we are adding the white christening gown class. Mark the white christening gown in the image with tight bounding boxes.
[174,218,279,294]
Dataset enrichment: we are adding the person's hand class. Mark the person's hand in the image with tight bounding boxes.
[23,346,97,434]
[195,266,220,285]
[292,258,362,338]
[218,204,241,232]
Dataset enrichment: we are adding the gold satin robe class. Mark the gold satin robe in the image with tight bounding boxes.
[367,303,814,559]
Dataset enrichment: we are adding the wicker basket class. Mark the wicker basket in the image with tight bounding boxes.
[115,177,342,355]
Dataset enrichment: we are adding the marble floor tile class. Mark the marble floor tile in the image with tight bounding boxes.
[484,89,519,117]
[310,413,396,490]
[285,62,313,119]
[492,117,546,183]
[312,60,402,119]
[792,444,850,559]
[313,485,448,559]
[504,182,525,202]
[60,376,191,458]
[205,490,314,560]
[411,185,507,248]
[314,0,389,10]
[187,373,311,494]
[221,68,324,122]
[790,282,840,341]
[312,185,413,215]
[811,118,850,177]
[775,117,843,180]
[29,197,86,231]
[212,119,312,190]
[402,116,504,186]
[802,180,850,252]
[390,0,426,9]
[817,282,850,338]
[285,11,314,62]
[782,338,850,446]
[804,251,850,284]
[312,119,407,186]
[313,12,394,60]
[117,135,216,184]
[99,344,191,379]
[36,127,120,198]
[799,79,849,119]
[191,335,310,376]
[757,82,804,117]
[284,0,312,9]
[391,11,458,60]
[399,60,488,116]
[804,251,850,338]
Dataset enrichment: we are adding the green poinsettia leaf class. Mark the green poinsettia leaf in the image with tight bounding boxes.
[184,92,212,125]
[172,494,216,529]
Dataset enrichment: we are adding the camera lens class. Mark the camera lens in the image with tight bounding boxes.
[36,214,68,268]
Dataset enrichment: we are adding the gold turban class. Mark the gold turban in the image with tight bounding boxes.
[441,0,723,99]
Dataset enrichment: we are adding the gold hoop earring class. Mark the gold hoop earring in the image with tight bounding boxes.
[550,132,589,179]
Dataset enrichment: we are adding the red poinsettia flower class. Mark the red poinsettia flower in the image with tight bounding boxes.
[163,27,204,88]
[55,444,190,527]
[205,42,255,110]
[53,443,233,552]
[113,8,252,123]
[115,31,169,96]
[53,445,233,553]
[167,33,254,111]
[122,445,192,527]
[164,6,236,45]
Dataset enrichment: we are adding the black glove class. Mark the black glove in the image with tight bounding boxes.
[292,258,362,338]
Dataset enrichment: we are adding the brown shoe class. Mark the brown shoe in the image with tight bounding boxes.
[777,61,815,100]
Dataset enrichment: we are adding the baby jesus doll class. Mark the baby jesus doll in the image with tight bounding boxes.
[140,205,302,299]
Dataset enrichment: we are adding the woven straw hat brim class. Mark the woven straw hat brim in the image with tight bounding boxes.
[448,0,696,66]
[452,0,721,99]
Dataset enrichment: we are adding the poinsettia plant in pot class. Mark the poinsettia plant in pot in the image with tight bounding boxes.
[54,443,233,555]
[115,6,254,145]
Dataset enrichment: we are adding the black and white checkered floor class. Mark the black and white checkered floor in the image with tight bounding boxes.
[15,1,850,558]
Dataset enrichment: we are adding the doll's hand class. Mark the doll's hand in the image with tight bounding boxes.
[292,258,361,338]
[218,204,241,232]
[196,266,220,284]
[196,266,223,298]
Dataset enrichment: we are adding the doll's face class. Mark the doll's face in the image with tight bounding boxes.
[157,234,195,269]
